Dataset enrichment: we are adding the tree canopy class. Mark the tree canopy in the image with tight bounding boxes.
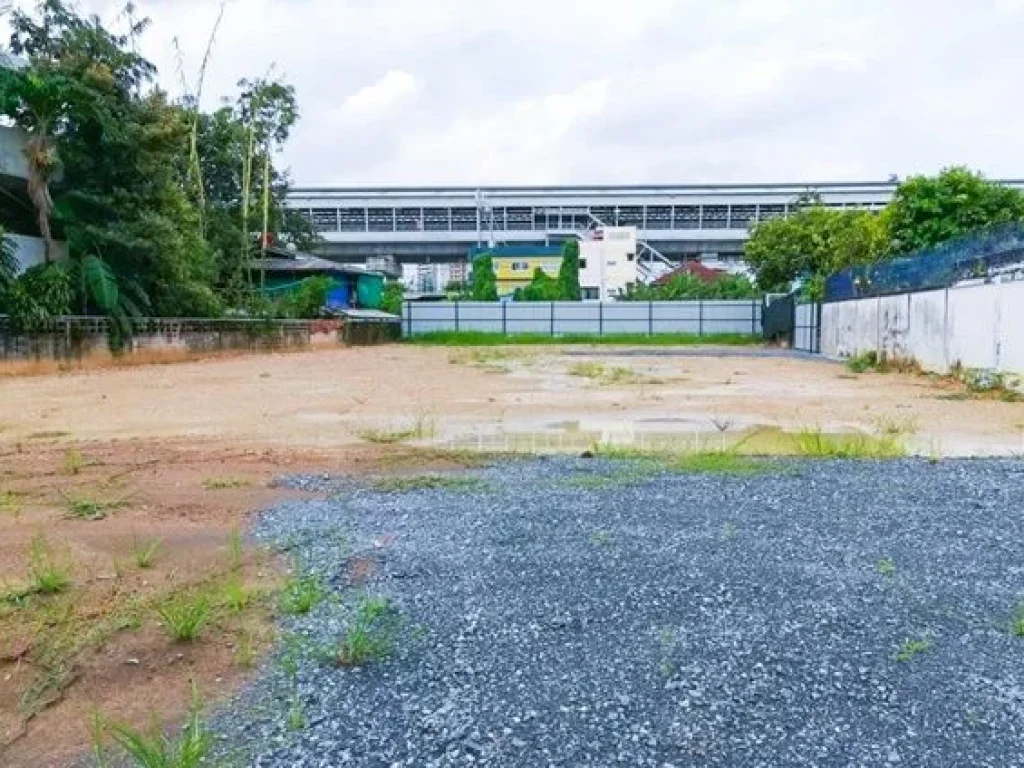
[743,167,1023,296]
[470,255,498,301]
[0,0,317,329]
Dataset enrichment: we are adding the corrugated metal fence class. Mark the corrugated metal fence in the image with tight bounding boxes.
[403,300,763,337]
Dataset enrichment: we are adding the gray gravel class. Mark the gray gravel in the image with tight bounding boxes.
[212,458,1024,767]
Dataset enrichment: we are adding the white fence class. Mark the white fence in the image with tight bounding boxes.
[402,300,762,337]
[821,280,1024,374]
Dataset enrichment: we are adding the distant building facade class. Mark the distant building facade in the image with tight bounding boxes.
[579,227,638,301]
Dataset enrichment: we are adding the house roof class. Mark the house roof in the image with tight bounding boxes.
[652,261,728,286]
[249,246,383,278]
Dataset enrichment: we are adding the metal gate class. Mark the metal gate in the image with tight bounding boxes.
[762,294,821,353]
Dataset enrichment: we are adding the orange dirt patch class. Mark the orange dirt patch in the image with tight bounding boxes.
[0,438,479,768]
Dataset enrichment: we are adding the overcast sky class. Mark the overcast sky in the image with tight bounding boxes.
[8,0,1024,186]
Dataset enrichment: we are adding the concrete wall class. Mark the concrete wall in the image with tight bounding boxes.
[822,280,1024,374]
[403,300,762,337]
[9,234,70,272]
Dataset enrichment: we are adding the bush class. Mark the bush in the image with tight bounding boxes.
[2,263,73,332]
[279,276,333,319]
[380,281,403,315]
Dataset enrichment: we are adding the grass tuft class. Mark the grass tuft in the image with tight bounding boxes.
[794,428,906,459]
[157,594,212,642]
[337,596,399,667]
[62,448,87,476]
[132,536,161,569]
[202,476,250,490]
[101,686,211,768]
[62,491,124,521]
[876,558,897,576]
[371,474,489,493]
[895,637,932,662]
[279,574,327,616]
[28,534,72,595]
[1011,602,1024,638]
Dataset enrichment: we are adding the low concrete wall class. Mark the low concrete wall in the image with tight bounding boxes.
[822,280,1024,374]
[0,317,315,361]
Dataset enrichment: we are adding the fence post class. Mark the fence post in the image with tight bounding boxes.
[502,300,507,336]
[751,300,757,336]
[599,301,604,337]
[405,301,412,337]
[551,302,556,337]
[648,301,653,335]
[698,300,704,337]
[454,300,460,332]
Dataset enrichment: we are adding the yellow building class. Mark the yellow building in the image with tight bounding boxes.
[476,246,564,296]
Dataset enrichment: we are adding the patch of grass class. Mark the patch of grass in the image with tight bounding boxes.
[227,527,244,571]
[357,412,436,445]
[723,521,738,540]
[407,331,762,346]
[279,574,327,616]
[0,488,24,517]
[560,466,657,489]
[895,637,933,662]
[794,428,906,459]
[202,476,251,490]
[156,593,212,642]
[235,629,257,668]
[589,529,613,547]
[220,575,250,614]
[62,491,125,521]
[62,448,87,476]
[567,362,660,387]
[132,536,161,569]
[371,474,490,493]
[28,534,72,595]
[337,596,400,667]
[1011,602,1024,638]
[591,444,778,475]
[846,351,920,375]
[100,687,211,768]
[876,558,896,576]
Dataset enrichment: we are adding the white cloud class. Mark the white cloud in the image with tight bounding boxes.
[337,70,419,122]
[5,0,1024,185]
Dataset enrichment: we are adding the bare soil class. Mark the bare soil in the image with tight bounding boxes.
[1,343,1022,766]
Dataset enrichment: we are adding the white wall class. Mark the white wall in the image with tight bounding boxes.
[579,227,638,301]
[822,280,1024,374]
[9,234,69,272]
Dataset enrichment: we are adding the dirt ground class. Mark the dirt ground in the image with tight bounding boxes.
[1,345,1021,456]
[1,344,1022,766]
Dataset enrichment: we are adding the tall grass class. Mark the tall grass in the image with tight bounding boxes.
[406,331,761,347]
[794,428,906,458]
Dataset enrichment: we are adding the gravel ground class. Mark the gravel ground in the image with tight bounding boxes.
[212,458,1024,767]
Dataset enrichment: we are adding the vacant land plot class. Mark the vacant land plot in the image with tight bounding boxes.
[211,458,1024,766]
[0,345,1021,455]
[1,345,1023,765]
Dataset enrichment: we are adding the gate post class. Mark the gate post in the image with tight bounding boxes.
[454,300,460,332]
[698,300,704,337]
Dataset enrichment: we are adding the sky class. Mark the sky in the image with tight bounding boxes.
[6,0,1024,187]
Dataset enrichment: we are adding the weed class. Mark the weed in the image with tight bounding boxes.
[357,412,435,444]
[589,529,613,547]
[1011,602,1024,638]
[132,536,161,569]
[895,637,932,662]
[102,686,211,768]
[221,575,250,613]
[568,361,608,379]
[371,474,489,493]
[337,596,399,666]
[876,558,896,576]
[62,491,124,521]
[723,521,738,540]
[28,534,72,595]
[671,452,773,475]
[157,594,212,642]
[62,448,87,476]
[795,428,905,459]
[279,574,327,616]
[202,476,250,490]
[0,489,23,517]
[235,629,256,668]
[874,415,919,438]
[567,362,659,387]
[227,527,244,571]
[845,351,878,374]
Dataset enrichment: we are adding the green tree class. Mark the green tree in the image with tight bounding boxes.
[624,271,760,301]
[513,267,561,302]
[887,167,1024,254]
[470,254,498,301]
[557,239,581,300]
[744,205,888,293]
[380,282,404,315]
[278,276,332,319]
